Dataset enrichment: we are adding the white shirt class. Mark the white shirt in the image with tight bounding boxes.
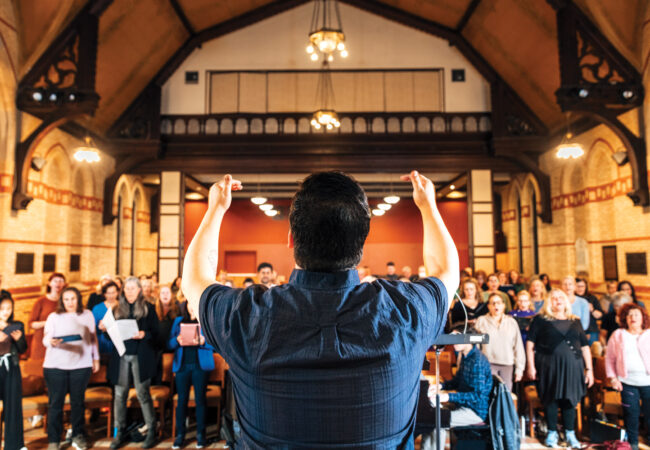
[619,330,650,386]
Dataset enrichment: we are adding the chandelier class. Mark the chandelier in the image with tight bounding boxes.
[556,113,584,160]
[311,61,340,130]
[306,0,348,62]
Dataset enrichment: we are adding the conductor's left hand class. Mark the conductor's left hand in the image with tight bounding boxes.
[209,174,242,212]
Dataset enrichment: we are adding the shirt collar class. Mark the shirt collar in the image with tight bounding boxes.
[289,269,360,290]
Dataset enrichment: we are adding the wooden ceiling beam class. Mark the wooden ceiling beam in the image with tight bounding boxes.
[455,0,481,33]
[168,0,196,36]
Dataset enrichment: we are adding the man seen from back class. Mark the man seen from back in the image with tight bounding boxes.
[182,170,459,449]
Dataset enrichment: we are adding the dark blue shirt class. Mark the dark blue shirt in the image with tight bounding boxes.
[442,346,492,420]
[199,269,448,449]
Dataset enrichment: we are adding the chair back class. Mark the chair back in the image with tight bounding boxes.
[88,363,108,385]
[161,352,174,383]
[209,353,228,385]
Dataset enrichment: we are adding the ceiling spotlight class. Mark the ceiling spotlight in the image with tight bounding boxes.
[49,92,58,102]
[449,184,456,190]
[264,209,279,217]
[622,90,634,100]
[384,195,400,204]
[377,203,391,211]
[259,204,274,211]
[32,91,43,102]
[372,209,385,216]
[578,88,589,98]
[68,93,76,101]
[251,196,267,205]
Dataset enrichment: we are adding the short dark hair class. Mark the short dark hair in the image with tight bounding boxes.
[0,294,14,322]
[386,261,395,266]
[56,287,84,314]
[257,262,273,272]
[244,277,254,283]
[290,172,370,272]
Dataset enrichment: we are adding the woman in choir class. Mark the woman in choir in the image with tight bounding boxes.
[0,292,28,450]
[29,272,66,361]
[109,277,159,449]
[155,284,180,351]
[169,300,215,448]
[617,280,646,309]
[93,281,120,355]
[575,277,603,344]
[508,290,536,342]
[448,277,488,331]
[539,273,552,292]
[605,303,650,450]
[86,274,113,311]
[43,287,99,450]
[529,279,547,313]
[526,289,593,449]
[475,293,525,390]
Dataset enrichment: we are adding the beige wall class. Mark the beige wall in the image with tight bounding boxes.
[499,114,650,300]
[161,2,491,115]
[0,7,158,324]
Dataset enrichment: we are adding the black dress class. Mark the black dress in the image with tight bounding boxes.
[448,300,488,331]
[528,316,588,406]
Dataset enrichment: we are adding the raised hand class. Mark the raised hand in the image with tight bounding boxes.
[209,174,243,212]
[400,170,436,210]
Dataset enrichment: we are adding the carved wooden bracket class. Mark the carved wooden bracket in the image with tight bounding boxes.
[551,0,647,207]
[12,1,111,210]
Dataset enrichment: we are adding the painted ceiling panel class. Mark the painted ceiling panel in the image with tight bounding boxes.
[463,0,562,127]
[94,0,189,130]
[374,0,473,29]
[177,0,277,32]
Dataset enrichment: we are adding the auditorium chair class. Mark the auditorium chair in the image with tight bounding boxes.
[126,353,174,438]
[171,353,228,438]
[523,384,582,438]
[592,356,623,420]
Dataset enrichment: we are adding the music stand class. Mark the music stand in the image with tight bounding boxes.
[430,333,489,450]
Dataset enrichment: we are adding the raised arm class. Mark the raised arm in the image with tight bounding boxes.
[401,171,459,308]
[181,175,242,318]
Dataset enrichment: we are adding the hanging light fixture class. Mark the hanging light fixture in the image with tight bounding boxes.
[264,209,279,217]
[306,0,348,62]
[251,179,267,205]
[74,136,101,163]
[556,113,584,160]
[372,208,385,216]
[259,204,274,211]
[311,61,340,130]
[377,203,391,211]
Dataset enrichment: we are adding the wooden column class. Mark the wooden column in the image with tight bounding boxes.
[468,169,495,274]
[158,171,185,284]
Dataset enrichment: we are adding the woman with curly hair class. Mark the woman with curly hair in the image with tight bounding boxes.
[605,303,650,450]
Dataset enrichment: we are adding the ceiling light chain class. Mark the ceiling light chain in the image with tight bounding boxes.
[306,0,348,62]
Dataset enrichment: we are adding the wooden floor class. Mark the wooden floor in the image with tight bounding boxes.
[22,420,650,449]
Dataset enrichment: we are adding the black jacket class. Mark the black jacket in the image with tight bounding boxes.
[107,304,159,385]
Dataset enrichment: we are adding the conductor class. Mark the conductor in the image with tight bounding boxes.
[182,170,459,449]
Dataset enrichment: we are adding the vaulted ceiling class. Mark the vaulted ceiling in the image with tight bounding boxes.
[13,0,647,134]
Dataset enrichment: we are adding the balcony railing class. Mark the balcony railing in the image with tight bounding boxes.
[160,112,491,137]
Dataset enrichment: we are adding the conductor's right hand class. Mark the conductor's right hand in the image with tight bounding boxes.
[400,171,436,210]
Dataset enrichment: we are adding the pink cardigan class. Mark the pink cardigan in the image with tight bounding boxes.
[605,328,650,379]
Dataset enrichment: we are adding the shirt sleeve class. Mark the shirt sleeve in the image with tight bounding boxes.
[409,277,449,345]
[527,316,540,344]
[198,283,236,354]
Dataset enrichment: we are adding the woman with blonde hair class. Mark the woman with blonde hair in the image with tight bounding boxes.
[448,277,487,331]
[154,284,180,351]
[529,279,547,313]
[526,289,593,448]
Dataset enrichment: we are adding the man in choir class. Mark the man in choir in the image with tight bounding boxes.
[183,171,459,448]
[385,261,400,281]
[256,262,274,288]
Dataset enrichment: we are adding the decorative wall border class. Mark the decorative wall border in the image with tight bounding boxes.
[0,238,156,252]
